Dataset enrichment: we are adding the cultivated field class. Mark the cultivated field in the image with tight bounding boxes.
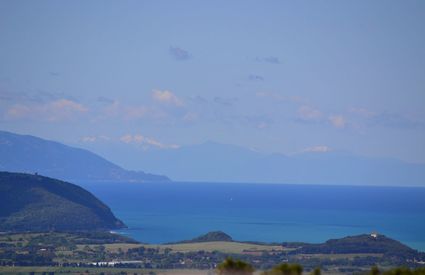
[146,241,286,254]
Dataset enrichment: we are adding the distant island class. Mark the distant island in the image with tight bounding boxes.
[0,172,125,231]
[0,130,170,183]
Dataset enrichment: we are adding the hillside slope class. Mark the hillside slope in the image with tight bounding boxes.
[0,172,125,231]
[0,130,169,182]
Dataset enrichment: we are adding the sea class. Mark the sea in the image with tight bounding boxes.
[78,181,425,252]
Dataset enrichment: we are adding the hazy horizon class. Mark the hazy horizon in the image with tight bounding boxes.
[1,1,425,168]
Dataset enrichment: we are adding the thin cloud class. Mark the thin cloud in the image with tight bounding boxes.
[303,145,332,153]
[328,115,346,128]
[152,90,184,107]
[4,99,88,122]
[297,105,323,121]
[123,106,150,120]
[214,97,238,106]
[248,74,264,81]
[368,112,425,130]
[183,112,199,122]
[0,90,76,104]
[349,107,376,118]
[256,56,281,64]
[189,95,208,104]
[97,96,116,105]
[80,136,97,143]
[49,72,60,77]
[169,46,191,61]
[81,135,113,143]
[79,134,178,150]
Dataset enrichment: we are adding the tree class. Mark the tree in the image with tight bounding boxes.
[370,266,380,275]
[216,257,254,275]
[262,263,303,275]
[311,267,321,275]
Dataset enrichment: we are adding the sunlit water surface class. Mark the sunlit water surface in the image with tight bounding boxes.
[78,182,425,252]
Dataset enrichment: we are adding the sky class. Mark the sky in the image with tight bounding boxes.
[1,0,425,164]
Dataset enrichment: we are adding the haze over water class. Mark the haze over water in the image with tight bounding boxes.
[80,181,425,252]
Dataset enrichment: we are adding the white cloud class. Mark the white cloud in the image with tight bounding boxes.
[152,90,183,107]
[81,136,97,142]
[80,135,110,143]
[328,115,346,128]
[303,145,332,153]
[4,99,88,121]
[51,99,87,113]
[119,134,179,149]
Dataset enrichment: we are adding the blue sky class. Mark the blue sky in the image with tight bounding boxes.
[1,0,425,164]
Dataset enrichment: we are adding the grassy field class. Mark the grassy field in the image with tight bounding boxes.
[78,243,143,253]
[77,241,286,254]
[145,241,286,254]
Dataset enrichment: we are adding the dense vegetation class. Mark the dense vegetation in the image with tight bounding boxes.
[218,260,425,275]
[262,263,304,275]
[295,234,420,259]
[216,259,425,275]
[0,172,125,231]
[176,231,233,243]
[216,257,254,275]
[1,231,424,273]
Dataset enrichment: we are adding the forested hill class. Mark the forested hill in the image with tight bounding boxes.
[173,231,234,244]
[0,172,125,231]
[294,234,421,259]
[0,130,169,182]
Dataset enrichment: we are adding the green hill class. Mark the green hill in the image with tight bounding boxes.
[0,172,125,231]
[296,234,419,258]
[175,231,234,243]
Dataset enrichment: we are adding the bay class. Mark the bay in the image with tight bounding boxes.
[78,182,425,251]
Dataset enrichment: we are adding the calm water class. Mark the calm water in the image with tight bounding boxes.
[78,182,425,251]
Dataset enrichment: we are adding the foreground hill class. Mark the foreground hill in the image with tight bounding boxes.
[0,172,125,231]
[109,141,425,185]
[0,130,169,182]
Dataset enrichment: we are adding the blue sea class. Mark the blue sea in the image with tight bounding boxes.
[78,182,425,252]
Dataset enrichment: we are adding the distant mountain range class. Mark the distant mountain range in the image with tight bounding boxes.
[96,141,425,186]
[0,172,124,231]
[0,130,169,182]
[1,130,424,185]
